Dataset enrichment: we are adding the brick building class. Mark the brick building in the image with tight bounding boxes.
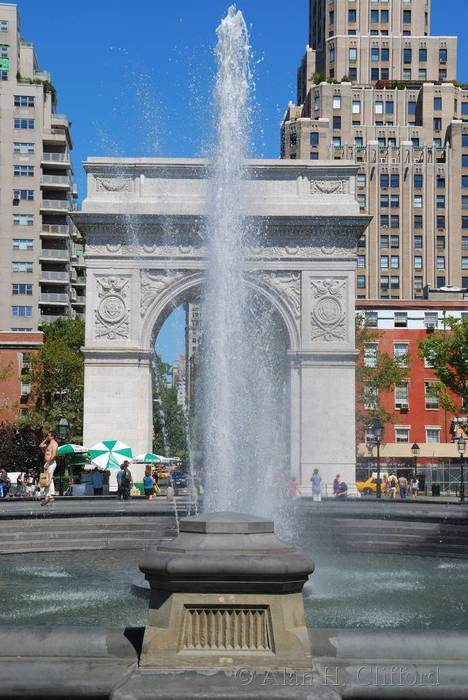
[0,331,42,422]
[356,291,467,488]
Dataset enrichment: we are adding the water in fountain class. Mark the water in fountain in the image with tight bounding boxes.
[202,6,289,517]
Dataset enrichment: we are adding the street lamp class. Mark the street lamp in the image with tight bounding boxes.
[411,442,420,479]
[456,435,466,504]
[57,417,70,441]
[372,418,383,500]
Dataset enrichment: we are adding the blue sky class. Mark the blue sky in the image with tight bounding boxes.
[16,0,468,362]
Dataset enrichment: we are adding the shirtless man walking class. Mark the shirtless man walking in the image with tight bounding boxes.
[39,431,58,505]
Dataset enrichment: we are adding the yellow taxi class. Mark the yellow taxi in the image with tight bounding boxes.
[356,475,389,496]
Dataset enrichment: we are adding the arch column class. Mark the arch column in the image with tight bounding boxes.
[83,348,153,455]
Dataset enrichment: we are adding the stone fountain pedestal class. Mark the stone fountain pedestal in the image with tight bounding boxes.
[111,512,341,699]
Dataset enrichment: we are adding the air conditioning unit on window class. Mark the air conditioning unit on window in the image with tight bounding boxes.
[399,401,409,412]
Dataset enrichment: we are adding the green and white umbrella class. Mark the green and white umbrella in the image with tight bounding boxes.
[57,444,88,457]
[88,440,133,470]
[132,453,163,464]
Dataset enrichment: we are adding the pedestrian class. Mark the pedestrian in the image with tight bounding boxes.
[117,461,133,501]
[39,431,58,506]
[335,477,348,500]
[388,473,398,499]
[91,468,104,496]
[166,483,175,502]
[289,476,299,498]
[0,468,10,498]
[16,472,25,498]
[398,475,408,500]
[410,477,419,500]
[143,466,156,500]
[311,469,322,502]
[26,471,35,498]
[333,474,340,497]
[383,474,389,497]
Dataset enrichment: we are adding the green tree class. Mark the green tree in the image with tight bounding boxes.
[356,315,409,440]
[418,316,468,414]
[24,318,85,441]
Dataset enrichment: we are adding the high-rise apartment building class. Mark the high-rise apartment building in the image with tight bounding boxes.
[0,4,84,332]
[282,0,468,299]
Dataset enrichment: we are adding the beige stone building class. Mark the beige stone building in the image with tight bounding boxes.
[0,4,84,332]
[283,0,468,299]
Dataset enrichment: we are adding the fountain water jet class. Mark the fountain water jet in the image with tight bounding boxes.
[202,6,288,517]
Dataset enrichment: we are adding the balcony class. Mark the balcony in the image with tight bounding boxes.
[41,152,71,168]
[39,293,69,305]
[41,175,71,189]
[40,270,69,283]
[72,297,86,306]
[73,276,86,287]
[39,314,69,325]
[40,224,69,238]
[41,199,70,213]
[40,248,69,261]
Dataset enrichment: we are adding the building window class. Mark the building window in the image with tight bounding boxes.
[437,235,446,249]
[395,383,409,409]
[365,311,378,328]
[462,257,468,270]
[12,262,33,273]
[462,236,468,250]
[357,193,366,209]
[14,165,34,177]
[425,382,439,409]
[462,134,468,147]
[370,9,379,24]
[426,428,441,443]
[436,256,445,270]
[462,155,468,168]
[380,173,389,188]
[357,173,366,188]
[463,176,468,189]
[390,173,399,187]
[434,96,442,111]
[14,119,35,129]
[348,9,357,22]
[310,152,319,160]
[414,256,423,269]
[12,306,32,317]
[310,132,319,146]
[352,100,361,114]
[364,385,379,411]
[14,189,34,201]
[380,255,389,269]
[408,101,417,115]
[395,312,408,328]
[403,10,412,24]
[414,173,423,188]
[371,48,380,62]
[333,96,341,110]
[14,95,35,107]
[390,194,399,208]
[414,235,423,249]
[414,194,423,208]
[375,101,384,115]
[357,255,366,268]
[12,284,33,296]
[390,234,399,247]
[349,47,357,63]
[437,276,446,288]
[437,215,446,229]
[439,48,447,64]
[357,275,366,289]
[14,142,35,154]
[403,48,412,64]
[0,20,8,31]
[395,428,410,443]
[333,116,341,129]
[394,342,409,366]
[380,275,389,290]
[437,177,446,189]
[12,239,33,250]
[391,255,399,269]
[414,216,423,230]
[436,195,446,209]
[364,343,378,368]
[13,214,34,226]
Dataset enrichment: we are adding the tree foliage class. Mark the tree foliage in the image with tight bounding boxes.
[24,318,85,441]
[153,355,188,461]
[0,423,43,472]
[418,317,468,414]
[356,315,409,439]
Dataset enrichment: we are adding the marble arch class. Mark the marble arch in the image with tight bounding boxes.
[74,158,371,489]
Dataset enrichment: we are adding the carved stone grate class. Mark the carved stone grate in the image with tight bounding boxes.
[180,605,274,653]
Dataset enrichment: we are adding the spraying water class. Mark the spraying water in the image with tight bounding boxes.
[202,6,289,516]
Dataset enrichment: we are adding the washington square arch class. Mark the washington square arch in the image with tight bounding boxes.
[73,158,371,490]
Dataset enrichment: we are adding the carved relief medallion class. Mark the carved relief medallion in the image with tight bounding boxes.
[95,277,130,340]
[310,278,347,342]
[95,177,132,193]
[310,179,346,195]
